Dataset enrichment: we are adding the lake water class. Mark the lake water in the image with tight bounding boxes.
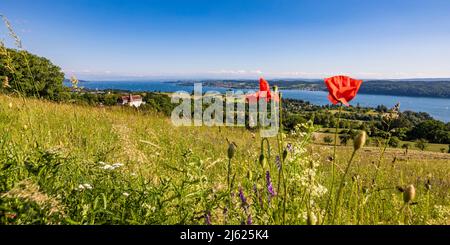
[65,80,450,122]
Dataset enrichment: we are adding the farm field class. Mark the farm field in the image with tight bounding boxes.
[315,129,449,153]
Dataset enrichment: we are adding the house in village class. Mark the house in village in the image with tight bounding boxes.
[118,94,145,107]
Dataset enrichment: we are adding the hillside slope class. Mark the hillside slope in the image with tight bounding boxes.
[0,95,449,224]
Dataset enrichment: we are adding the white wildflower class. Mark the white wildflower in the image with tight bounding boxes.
[310,183,328,198]
[100,162,124,170]
[301,211,318,225]
[122,192,130,197]
[76,183,92,191]
[142,203,156,212]
[101,164,115,170]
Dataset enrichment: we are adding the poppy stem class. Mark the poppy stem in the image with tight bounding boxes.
[332,148,357,224]
[372,124,392,189]
[279,92,287,225]
[323,102,343,224]
[227,157,232,217]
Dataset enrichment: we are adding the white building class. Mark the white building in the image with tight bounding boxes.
[118,94,145,107]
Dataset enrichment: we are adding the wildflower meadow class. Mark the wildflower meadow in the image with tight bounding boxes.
[0,80,449,225]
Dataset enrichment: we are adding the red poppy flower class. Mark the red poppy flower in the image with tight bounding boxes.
[259,77,272,100]
[324,75,362,106]
[246,77,279,102]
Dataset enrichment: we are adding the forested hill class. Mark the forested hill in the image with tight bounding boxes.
[358,80,450,98]
[179,79,450,98]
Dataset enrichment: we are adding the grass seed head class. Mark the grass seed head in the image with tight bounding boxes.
[227,142,236,159]
[353,131,367,151]
[403,184,416,203]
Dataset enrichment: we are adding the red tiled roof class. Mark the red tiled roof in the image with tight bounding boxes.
[119,95,142,101]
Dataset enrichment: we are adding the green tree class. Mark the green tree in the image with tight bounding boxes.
[101,93,121,106]
[375,105,388,113]
[283,114,306,131]
[0,48,64,99]
[339,134,350,146]
[143,92,176,116]
[388,137,400,148]
[409,120,449,144]
[415,139,428,151]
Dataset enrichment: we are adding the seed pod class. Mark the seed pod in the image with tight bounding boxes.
[353,131,367,151]
[425,179,431,191]
[227,143,236,159]
[403,184,416,203]
[307,212,316,225]
[282,149,288,161]
[259,154,266,167]
[247,170,252,180]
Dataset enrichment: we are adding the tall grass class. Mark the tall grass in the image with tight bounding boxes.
[0,95,449,225]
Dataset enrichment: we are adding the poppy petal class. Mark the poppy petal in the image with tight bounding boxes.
[327,94,339,105]
[324,75,362,106]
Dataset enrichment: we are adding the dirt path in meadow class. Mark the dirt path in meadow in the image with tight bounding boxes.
[112,124,148,164]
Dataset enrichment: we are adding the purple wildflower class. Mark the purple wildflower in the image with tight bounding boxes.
[287,143,293,152]
[275,155,281,171]
[205,211,211,225]
[266,171,276,198]
[239,186,247,206]
[247,214,253,225]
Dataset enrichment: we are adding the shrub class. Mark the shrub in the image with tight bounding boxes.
[339,134,350,146]
[323,135,333,144]
[388,137,400,148]
[415,139,428,151]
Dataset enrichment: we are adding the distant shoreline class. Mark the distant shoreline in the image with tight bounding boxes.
[69,79,450,99]
[176,80,450,99]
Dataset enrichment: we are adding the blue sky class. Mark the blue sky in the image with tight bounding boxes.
[2,0,450,80]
